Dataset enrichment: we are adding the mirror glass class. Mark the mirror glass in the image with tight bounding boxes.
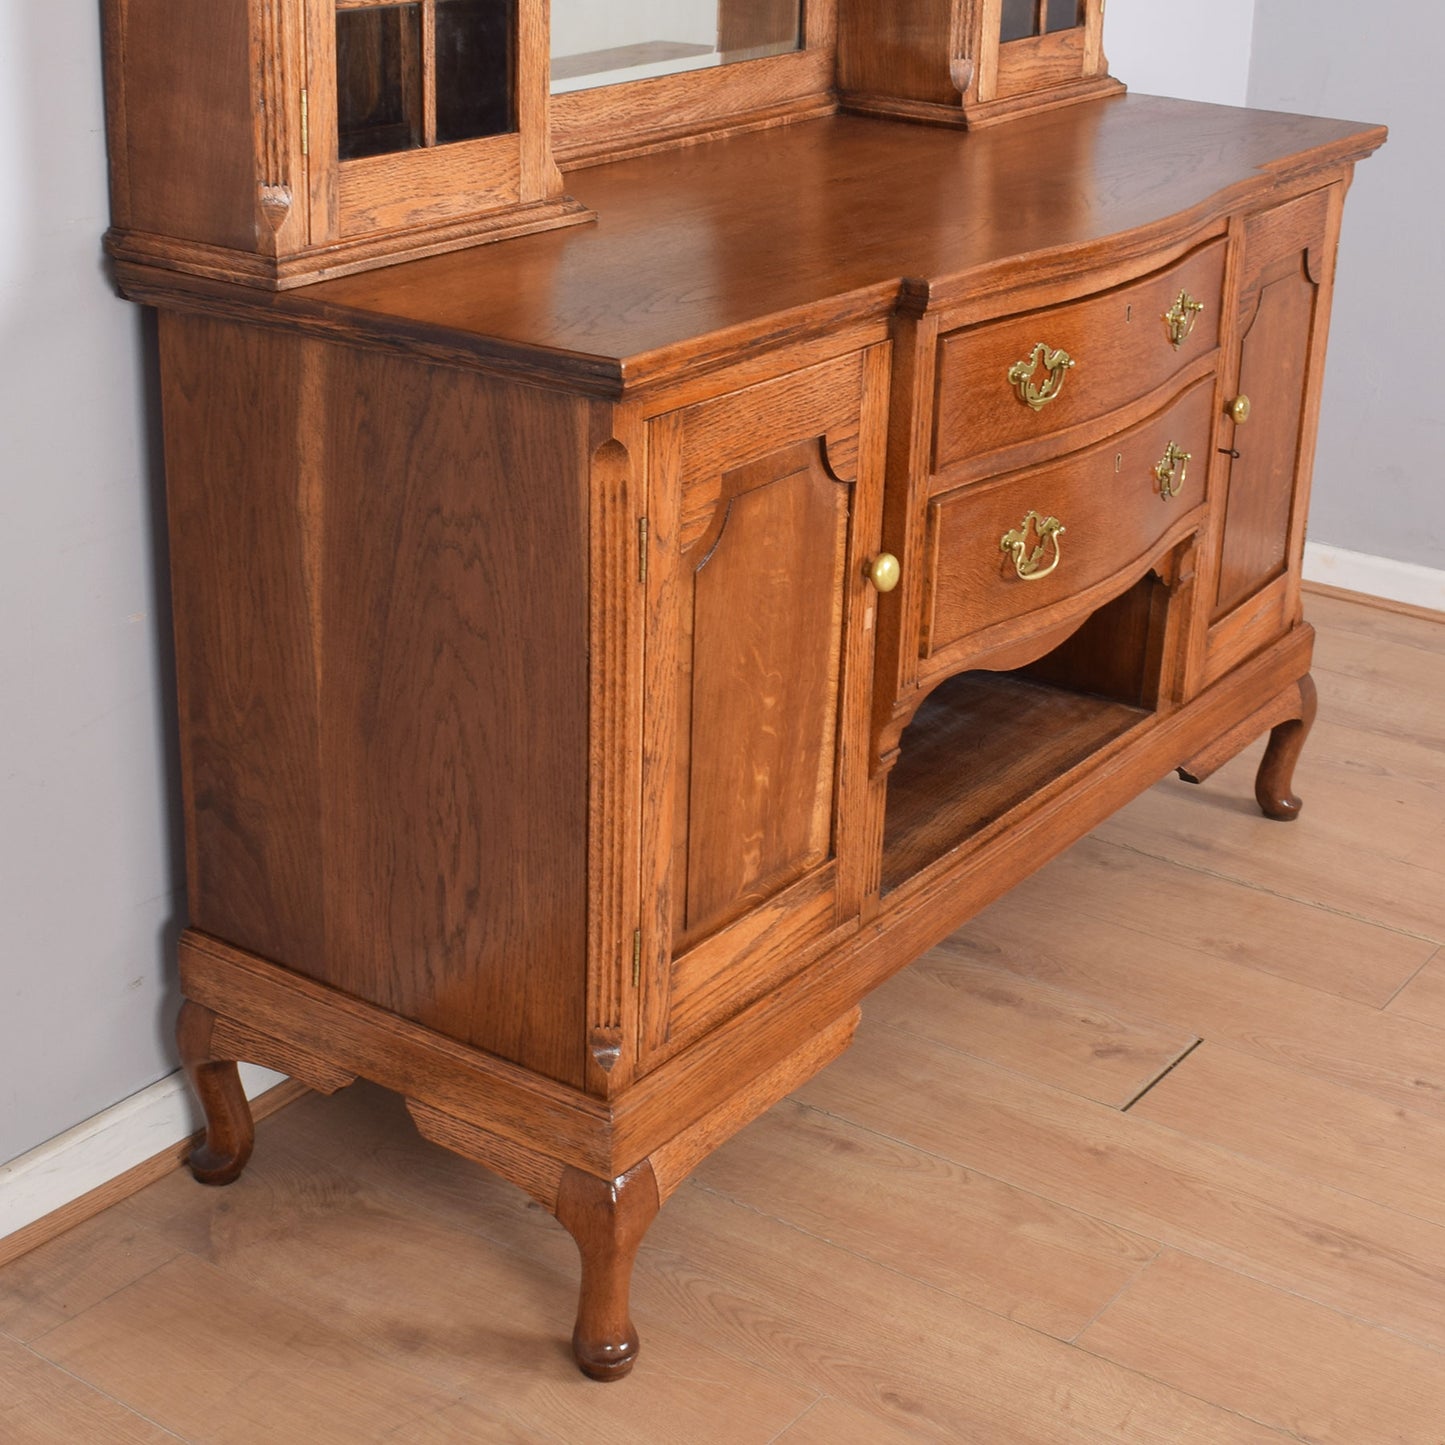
[551,0,803,94]
[1000,0,1082,44]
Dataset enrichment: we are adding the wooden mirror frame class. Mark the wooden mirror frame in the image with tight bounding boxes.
[552,0,838,168]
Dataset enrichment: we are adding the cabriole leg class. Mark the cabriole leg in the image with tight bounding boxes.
[1255,673,1318,822]
[554,1162,661,1381]
[176,999,254,1185]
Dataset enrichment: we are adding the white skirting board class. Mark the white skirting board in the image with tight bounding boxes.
[0,1064,285,1245]
[1,546,1440,1253]
[1304,542,1445,613]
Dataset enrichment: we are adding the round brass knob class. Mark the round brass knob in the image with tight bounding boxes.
[868,553,901,593]
[1229,395,1252,424]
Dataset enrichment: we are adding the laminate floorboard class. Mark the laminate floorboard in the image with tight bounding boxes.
[859,954,1200,1106]
[2,592,1441,1443]
[1079,1250,1445,1445]
[690,1097,1159,1340]
[799,1020,1445,1353]
[0,1334,180,1444]
[1387,951,1445,1026]
[1129,1041,1445,1226]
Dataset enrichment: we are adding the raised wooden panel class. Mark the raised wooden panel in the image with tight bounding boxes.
[1214,261,1316,617]
[641,348,887,1057]
[679,440,850,949]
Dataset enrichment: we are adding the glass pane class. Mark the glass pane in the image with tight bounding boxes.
[336,5,424,161]
[1045,0,1083,33]
[999,0,1038,44]
[435,0,516,144]
[551,0,802,95]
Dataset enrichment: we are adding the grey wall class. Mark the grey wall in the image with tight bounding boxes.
[1109,2,1438,573]
[1248,1,1442,569]
[1106,0,1256,106]
[0,4,184,1163]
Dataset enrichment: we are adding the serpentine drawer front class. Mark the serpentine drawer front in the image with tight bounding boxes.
[921,375,1215,662]
[932,238,1226,478]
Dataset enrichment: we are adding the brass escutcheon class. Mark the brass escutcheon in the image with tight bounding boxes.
[1000,510,1066,581]
[1153,441,1192,500]
[1163,290,1206,349]
[1008,343,1075,412]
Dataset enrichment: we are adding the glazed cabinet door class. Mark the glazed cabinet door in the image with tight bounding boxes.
[639,347,890,1058]
[1206,186,1342,680]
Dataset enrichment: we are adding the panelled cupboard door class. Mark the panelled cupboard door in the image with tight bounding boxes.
[1207,186,1340,676]
[639,347,890,1060]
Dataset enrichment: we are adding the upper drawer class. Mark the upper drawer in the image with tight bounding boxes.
[921,375,1216,664]
[933,239,1226,476]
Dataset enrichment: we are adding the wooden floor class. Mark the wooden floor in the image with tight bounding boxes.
[3,591,1443,1443]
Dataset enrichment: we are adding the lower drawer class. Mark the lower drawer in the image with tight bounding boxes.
[921,376,1216,661]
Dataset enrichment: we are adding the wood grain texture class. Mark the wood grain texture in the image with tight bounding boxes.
[115,69,1387,1389]
[1080,1251,1445,1445]
[924,379,1213,656]
[9,593,1433,1430]
[0,1082,305,1274]
[801,1019,1445,1354]
[162,314,594,1087]
[693,1097,1158,1339]
[552,1,836,166]
[999,833,1434,1008]
[860,952,1198,1107]
[1388,952,1445,1027]
[170,102,1386,393]
[639,1181,1286,1443]
[104,0,584,286]
[1131,1043,1445,1229]
[102,0,257,250]
[932,238,1224,475]
[882,672,1148,891]
[0,1335,177,1445]
[950,896,1445,1122]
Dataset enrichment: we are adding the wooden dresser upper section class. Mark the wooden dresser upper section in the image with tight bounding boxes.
[120,97,1385,395]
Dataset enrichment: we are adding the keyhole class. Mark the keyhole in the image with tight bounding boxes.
[1126,304,1133,323]
[1115,453,1123,473]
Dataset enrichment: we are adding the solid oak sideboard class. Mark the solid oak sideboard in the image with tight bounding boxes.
[118,97,1384,1377]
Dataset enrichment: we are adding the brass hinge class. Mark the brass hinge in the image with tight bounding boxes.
[300,88,310,158]
[638,518,649,584]
[631,929,642,988]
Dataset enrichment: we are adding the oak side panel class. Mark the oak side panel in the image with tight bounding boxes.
[104,0,258,251]
[161,314,326,966]
[161,314,593,1087]
[836,0,960,107]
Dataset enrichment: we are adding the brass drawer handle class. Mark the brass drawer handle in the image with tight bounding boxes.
[1000,510,1066,581]
[1163,290,1206,349]
[1008,343,1075,412]
[1153,441,1192,500]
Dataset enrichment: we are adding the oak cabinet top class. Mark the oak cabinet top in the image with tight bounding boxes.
[120,98,1382,396]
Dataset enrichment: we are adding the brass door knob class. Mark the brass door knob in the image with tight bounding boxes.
[868,553,901,593]
[1228,395,1252,424]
